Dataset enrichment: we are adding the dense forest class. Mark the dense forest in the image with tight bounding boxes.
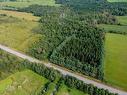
[22,6,105,80]
[18,4,119,80]
[14,0,127,79]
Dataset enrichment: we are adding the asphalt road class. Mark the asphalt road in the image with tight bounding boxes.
[0,44,127,95]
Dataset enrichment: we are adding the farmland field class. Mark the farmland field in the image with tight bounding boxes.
[0,0,59,8]
[107,0,127,2]
[0,70,48,95]
[0,11,42,52]
[104,33,127,91]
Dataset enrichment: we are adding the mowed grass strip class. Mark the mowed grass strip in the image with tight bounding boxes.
[0,10,40,21]
[107,0,127,2]
[0,0,60,8]
[116,16,127,25]
[0,15,42,52]
[0,70,48,95]
[104,33,127,91]
[98,24,127,33]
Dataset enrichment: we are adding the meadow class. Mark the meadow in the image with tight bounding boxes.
[0,70,48,95]
[104,33,127,91]
[107,0,127,2]
[0,0,59,8]
[0,11,42,52]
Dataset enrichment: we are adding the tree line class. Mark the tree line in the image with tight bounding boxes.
[21,60,118,95]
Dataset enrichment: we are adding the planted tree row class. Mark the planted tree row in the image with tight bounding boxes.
[64,75,118,95]
[21,60,117,95]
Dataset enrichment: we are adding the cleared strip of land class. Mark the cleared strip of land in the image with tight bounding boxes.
[0,10,40,21]
[107,0,127,2]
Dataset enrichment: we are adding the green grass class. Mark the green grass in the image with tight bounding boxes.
[56,83,88,95]
[0,15,42,52]
[116,16,127,25]
[104,33,127,91]
[98,24,127,33]
[0,70,48,95]
[45,83,56,95]
[0,0,60,8]
[107,0,127,2]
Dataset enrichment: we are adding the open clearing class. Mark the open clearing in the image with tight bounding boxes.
[104,33,127,91]
[0,12,42,52]
[0,10,40,21]
[107,0,127,2]
[0,70,48,95]
[0,0,59,8]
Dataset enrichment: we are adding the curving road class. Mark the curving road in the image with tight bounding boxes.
[0,44,127,95]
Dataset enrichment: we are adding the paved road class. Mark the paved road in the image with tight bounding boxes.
[0,44,127,95]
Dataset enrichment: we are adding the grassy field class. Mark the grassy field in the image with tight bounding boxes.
[107,0,127,2]
[0,0,59,8]
[0,70,48,95]
[104,33,127,91]
[116,16,127,25]
[56,84,88,95]
[0,10,40,21]
[98,24,127,33]
[0,12,42,52]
